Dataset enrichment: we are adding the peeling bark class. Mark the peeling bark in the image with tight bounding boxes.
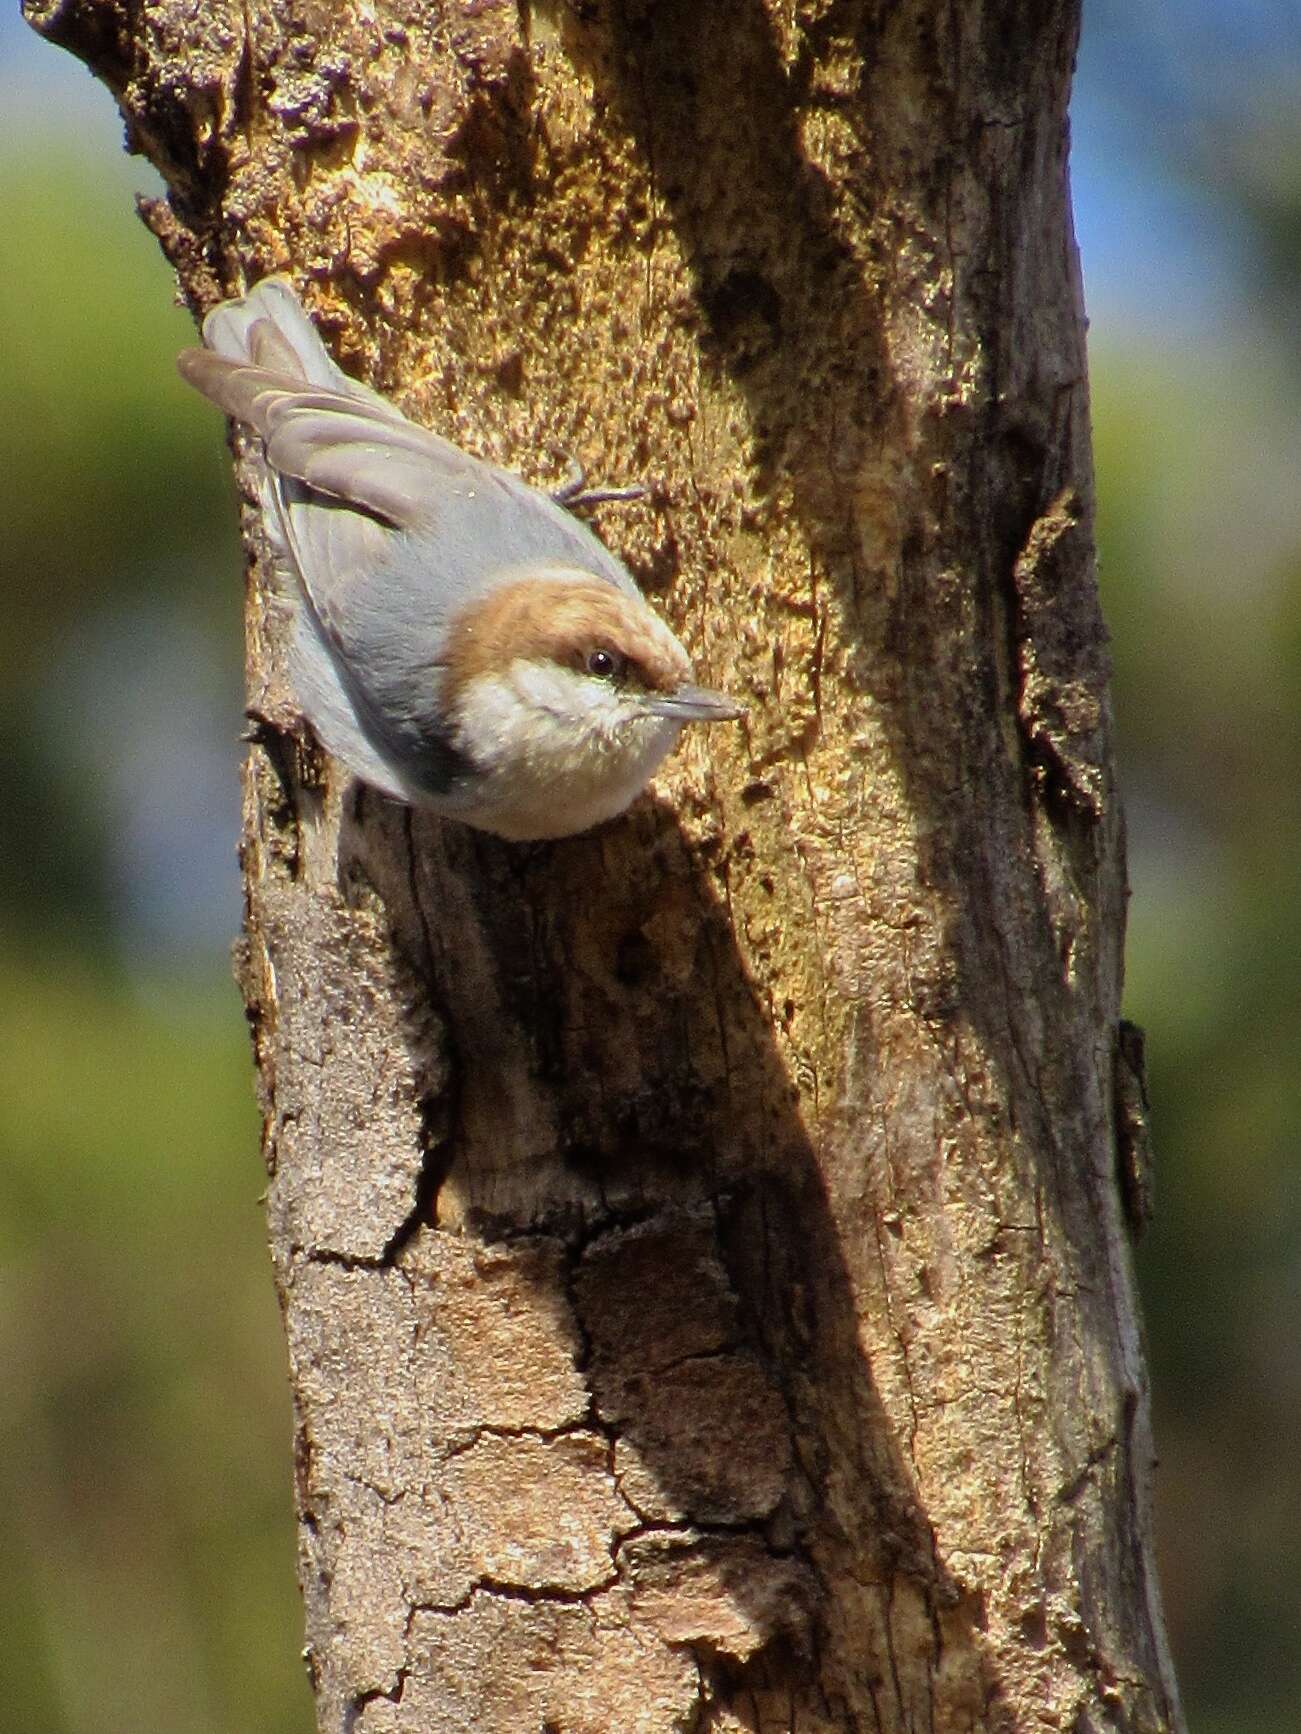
[26,0,1184,1728]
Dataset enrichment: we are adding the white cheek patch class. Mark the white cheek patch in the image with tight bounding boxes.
[453,665,621,766]
[450,661,685,837]
[452,673,532,770]
[510,660,622,727]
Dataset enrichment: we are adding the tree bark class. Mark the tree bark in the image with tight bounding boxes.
[27,0,1184,1728]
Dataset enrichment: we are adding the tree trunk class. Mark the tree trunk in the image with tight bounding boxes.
[27,0,1184,1728]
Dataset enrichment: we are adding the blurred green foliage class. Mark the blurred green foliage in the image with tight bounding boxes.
[1,170,222,656]
[0,143,242,959]
[2,13,1298,1734]
[1093,342,1301,1734]
[0,132,310,1733]
[0,952,303,1733]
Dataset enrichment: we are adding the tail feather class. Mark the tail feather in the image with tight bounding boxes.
[201,276,342,385]
[178,275,396,423]
[175,351,398,440]
[177,277,440,529]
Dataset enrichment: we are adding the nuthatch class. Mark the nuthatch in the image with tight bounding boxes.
[178,278,742,840]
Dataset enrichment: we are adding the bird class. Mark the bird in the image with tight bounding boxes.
[177,277,743,841]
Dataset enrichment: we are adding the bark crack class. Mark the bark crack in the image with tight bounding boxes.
[1057,1433,1120,1507]
[344,1671,408,1731]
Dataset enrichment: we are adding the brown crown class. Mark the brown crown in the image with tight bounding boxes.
[440,572,690,707]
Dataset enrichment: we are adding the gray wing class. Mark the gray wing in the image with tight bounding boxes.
[179,277,638,798]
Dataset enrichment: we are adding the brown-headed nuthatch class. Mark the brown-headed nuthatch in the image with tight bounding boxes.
[178,278,743,840]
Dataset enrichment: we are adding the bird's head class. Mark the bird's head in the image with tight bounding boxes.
[440,569,743,839]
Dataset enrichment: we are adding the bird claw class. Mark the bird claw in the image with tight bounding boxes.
[553,457,648,511]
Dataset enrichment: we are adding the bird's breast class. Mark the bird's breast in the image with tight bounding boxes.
[451,673,681,840]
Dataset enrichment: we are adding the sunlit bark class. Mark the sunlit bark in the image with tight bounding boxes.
[26,0,1183,1727]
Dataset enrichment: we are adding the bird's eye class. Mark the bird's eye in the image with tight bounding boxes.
[586,648,624,680]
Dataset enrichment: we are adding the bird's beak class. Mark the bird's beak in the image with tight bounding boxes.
[641,684,746,723]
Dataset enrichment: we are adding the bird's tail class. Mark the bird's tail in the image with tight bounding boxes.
[201,276,344,381]
[176,276,396,432]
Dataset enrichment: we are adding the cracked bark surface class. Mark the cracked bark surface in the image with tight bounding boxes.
[25,0,1184,1728]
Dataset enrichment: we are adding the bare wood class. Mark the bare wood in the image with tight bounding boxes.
[26,0,1184,1727]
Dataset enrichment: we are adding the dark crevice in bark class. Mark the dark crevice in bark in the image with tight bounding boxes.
[343,1673,407,1731]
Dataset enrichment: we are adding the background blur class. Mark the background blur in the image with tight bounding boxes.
[2,3,1297,1729]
